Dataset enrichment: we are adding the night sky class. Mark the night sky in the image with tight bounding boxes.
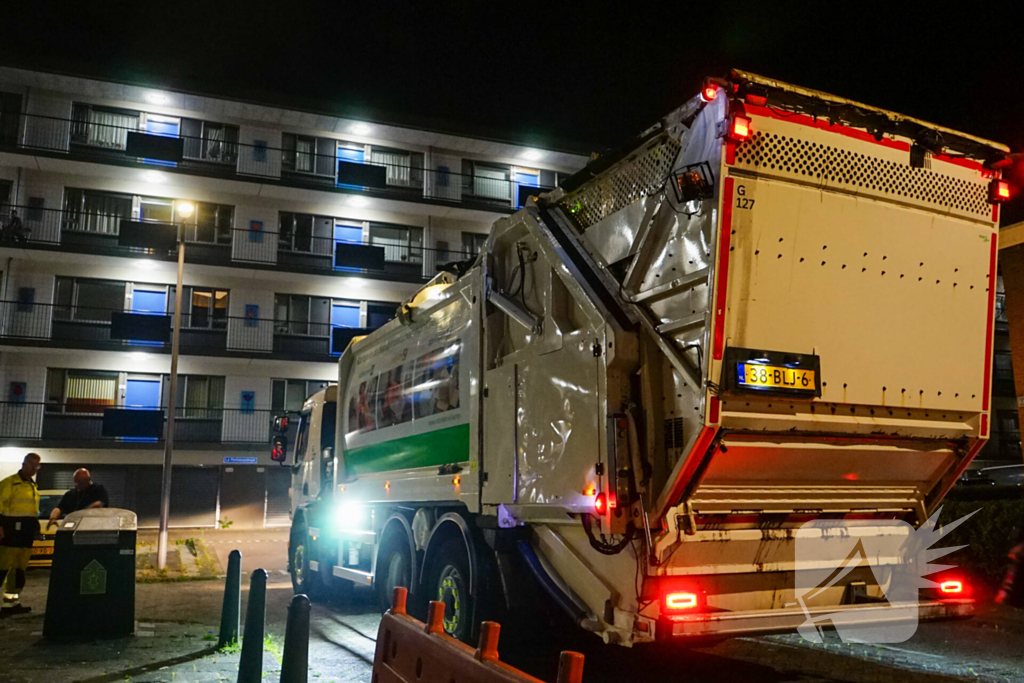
[4,4,1022,211]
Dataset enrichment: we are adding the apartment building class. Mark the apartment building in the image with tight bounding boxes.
[0,68,588,528]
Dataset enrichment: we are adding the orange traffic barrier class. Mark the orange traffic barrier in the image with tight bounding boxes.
[373,587,584,683]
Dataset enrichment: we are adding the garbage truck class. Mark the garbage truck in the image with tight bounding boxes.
[273,70,1012,645]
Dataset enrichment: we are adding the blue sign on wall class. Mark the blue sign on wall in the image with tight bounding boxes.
[240,391,256,414]
[224,456,258,465]
[244,304,259,327]
[249,219,263,243]
[9,382,26,403]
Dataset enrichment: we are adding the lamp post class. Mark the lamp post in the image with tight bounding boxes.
[157,200,193,570]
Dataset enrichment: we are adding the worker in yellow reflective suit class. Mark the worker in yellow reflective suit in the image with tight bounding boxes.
[0,453,41,617]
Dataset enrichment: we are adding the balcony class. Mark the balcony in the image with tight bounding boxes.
[0,206,478,283]
[0,401,289,448]
[0,299,376,362]
[14,112,554,213]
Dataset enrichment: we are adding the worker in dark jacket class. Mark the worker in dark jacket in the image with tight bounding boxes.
[48,469,108,522]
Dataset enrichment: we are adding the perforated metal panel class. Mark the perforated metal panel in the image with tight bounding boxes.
[734,127,991,220]
[559,136,682,230]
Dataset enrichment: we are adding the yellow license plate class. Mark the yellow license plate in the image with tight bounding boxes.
[738,363,815,391]
[33,546,53,555]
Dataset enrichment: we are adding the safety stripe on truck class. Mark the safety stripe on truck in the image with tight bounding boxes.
[983,239,997,412]
[712,177,734,361]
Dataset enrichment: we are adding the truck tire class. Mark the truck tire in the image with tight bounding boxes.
[424,537,474,643]
[289,523,323,599]
[376,531,414,614]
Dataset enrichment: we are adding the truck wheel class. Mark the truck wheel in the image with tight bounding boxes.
[376,533,413,613]
[425,538,473,643]
[289,524,320,598]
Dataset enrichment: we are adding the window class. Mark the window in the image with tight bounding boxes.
[169,287,228,330]
[274,294,330,336]
[462,160,511,200]
[139,196,174,223]
[163,375,225,418]
[187,202,234,245]
[272,379,330,413]
[283,133,316,173]
[63,188,133,235]
[368,146,424,188]
[461,232,488,256]
[0,92,22,147]
[54,277,126,322]
[996,292,1008,325]
[45,369,118,414]
[367,302,395,330]
[279,212,315,252]
[368,223,423,263]
[71,104,140,150]
[181,118,239,164]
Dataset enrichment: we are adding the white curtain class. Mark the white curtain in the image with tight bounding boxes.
[371,150,412,186]
[296,138,313,172]
[204,125,225,160]
[87,110,137,149]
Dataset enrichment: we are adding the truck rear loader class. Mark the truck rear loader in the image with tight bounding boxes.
[274,70,1011,646]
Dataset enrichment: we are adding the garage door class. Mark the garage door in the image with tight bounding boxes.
[219,466,266,529]
[135,466,218,528]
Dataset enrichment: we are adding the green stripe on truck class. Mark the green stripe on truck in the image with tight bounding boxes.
[344,423,470,474]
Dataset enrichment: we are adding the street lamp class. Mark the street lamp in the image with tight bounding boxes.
[156,200,193,570]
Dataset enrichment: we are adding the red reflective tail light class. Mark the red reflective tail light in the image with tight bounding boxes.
[664,591,699,611]
[727,115,751,142]
[701,85,718,103]
[989,179,1011,203]
[594,492,606,515]
[940,580,963,594]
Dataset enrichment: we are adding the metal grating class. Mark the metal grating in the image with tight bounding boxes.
[559,136,682,230]
[734,132,990,218]
[664,417,686,450]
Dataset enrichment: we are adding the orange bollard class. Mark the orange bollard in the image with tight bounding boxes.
[475,621,500,661]
[555,651,585,683]
[426,600,446,634]
[391,586,408,615]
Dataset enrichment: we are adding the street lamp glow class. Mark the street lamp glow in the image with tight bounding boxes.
[348,196,369,208]
[176,201,195,219]
[350,123,372,135]
[134,260,159,271]
[520,149,544,161]
[146,93,168,104]
[143,170,165,183]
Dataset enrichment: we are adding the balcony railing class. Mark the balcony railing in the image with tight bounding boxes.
[0,205,479,283]
[0,401,290,445]
[13,112,554,212]
[0,299,383,361]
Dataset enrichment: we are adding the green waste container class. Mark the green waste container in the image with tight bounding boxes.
[43,508,137,639]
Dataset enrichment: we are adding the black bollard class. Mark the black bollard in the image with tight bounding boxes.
[218,550,243,648]
[279,595,310,683]
[237,569,267,683]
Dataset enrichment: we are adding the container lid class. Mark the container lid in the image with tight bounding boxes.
[61,507,138,532]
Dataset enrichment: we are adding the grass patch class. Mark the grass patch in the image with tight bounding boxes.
[264,633,283,665]
[219,639,241,654]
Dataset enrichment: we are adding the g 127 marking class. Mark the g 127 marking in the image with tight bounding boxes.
[735,184,754,209]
